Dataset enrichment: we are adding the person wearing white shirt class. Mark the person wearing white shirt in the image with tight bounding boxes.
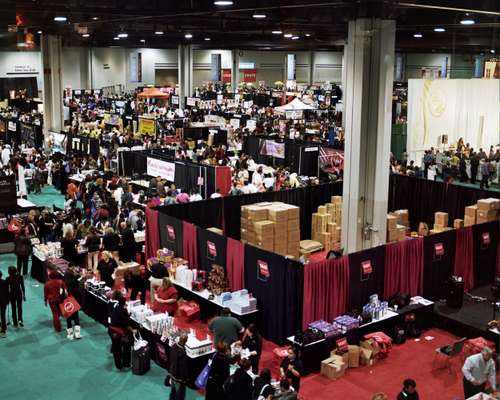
[1,146,11,166]
[113,186,124,207]
[189,190,203,202]
[462,347,497,398]
[252,166,263,188]
[210,189,222,199]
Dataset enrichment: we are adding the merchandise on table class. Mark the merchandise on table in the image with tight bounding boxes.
[333,315,360,333]
[85,277,113,299]
[185,334,213,358]
[308,320,342,338]
[33,242,63,262]
[220,289,258,314]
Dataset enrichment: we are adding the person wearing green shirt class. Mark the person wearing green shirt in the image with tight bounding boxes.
[208,307,244,346]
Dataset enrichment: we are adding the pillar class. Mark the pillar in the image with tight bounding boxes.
[41,34,63,136]
[178,44,193,107]
[341,19,396,253]
[231,49,239,92]
[309,51,315,86]
[341,45,348,128]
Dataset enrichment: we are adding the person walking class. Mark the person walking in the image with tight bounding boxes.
[0,270,9,338]
[97,251,118,289]
[64,266,83,340]
[14,227,31,276]
[84,226,101,272]
[208,307,244,347]
[470,152,480,184]
[44,271,65,333]
[462,347,497,398]
[205,342,232,400]
[6,266,25,327]
[224,358,254,400]
[168,333,190,400]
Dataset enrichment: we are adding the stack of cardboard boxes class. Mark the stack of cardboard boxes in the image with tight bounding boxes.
[386,209,408,242]
[240,202,300,259]
[476,198,500,223]
[311,196,342,252]
[429,212,453,234]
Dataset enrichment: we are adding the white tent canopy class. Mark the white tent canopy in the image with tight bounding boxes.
[275,97,316,112]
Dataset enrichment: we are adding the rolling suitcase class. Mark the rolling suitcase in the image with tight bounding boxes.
[132,333,150,375]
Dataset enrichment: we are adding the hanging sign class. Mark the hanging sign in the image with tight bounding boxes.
[8,121,16,132]
[482,232,491,246]
[434,242,444,257]
[361,260,372,281]
[167,225,175,241]
[207,241,217,259]
[257,260,270,281]
[138,118,156,136]
[243,69,257,83]
[146,157,175,181]
[222,69,232,84]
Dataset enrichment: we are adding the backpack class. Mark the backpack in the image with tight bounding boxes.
[223,374,236,394]
[393,325,406,345]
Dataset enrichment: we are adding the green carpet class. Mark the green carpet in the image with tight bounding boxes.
[27,185,66,211]
[0,186,203,400]
[434,176,500,193]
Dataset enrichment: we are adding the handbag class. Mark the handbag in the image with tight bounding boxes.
[195,354,215,389]
[59,295,81,319]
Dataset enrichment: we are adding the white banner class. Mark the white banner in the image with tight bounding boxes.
[147,157,175,181]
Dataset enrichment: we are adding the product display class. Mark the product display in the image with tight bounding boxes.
[387,209,408,242]
[311,196,342,252]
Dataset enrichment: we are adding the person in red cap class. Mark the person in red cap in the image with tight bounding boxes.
[44,272,65,333]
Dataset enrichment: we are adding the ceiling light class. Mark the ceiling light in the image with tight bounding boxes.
[460,14,475,25]
[140,39,146,43]
[92,17,99,21]
[252,13,266,19]
[491,49,496,54]
[185,33,193,39]
[204,37,211,41]
[434,27,445,32]
[82,33,90,38]
[305,33,311,37]
[272,30,282,35]
[113,37,120,40]
[214,1,233,5]
[117,32,128,38]
[53,16,67,22]
[283,33,293,38]
[292,36,299,40]
[37,30,42,34]
[413,33,423,38]
[155,31,164,35]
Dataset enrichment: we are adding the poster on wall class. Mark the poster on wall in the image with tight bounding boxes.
[257,260,270,281]
[258,139,285,159]
[186,97,198,107]
[222,69,232,84]
[319,147,344,173]
[20,123,35,148]
[7,121,16,132]
[243,69,257,83]
[211,54,222,81]
[138,118,156,136]
[146,157,175,181]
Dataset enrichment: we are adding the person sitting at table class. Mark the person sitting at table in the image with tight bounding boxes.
[151,277,178,316]
[208,307,244,347]
[279,348,303,393]
[97,251,118,288]
[147,259,167,303]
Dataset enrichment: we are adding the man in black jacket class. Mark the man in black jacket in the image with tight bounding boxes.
[168,333,189,400]
[0,271,9,337]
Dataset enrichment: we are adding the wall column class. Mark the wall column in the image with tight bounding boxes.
[341,19,396,253]
[41,34,63,137]
[309,51,315,85]
[178,44,193,107]
[231,49,239,92]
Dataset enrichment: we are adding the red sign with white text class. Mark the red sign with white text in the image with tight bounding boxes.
[257,260,270,280]
[222,69,232,84]
[434,243,444,256]
[167,225,175,241]
[243,69,257,83]
[362,260,372,275]
[207,241,217,258]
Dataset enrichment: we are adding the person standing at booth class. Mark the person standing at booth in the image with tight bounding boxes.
[279,348,303,393]
[462,347,497,398]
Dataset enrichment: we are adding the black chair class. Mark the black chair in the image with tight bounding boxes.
[433,337,467,372]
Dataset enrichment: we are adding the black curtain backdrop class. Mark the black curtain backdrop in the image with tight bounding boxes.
[244,244,303,344]
[389,174,498,230]
[158,212,184,257]
[348,245,386,311]
[472,221,499,288]
[156,198,224,229]
[422,229,456,301]
[0,77,38,99]
[197,228,228,272]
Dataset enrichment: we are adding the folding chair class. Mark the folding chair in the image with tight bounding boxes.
[433,337,467,372]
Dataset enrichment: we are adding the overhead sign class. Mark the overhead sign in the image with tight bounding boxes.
[243,69,257,83]
[146,157,175,181]
[239,62,255,69]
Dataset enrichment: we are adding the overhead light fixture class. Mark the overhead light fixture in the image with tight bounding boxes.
[155,31,164,35]
[117,32,128,38]
[82,33,90,38]
[491,49,496,54]
[272,30,282,35]
[434,27,445,32]
[252,13,266,19]
[37,30,42,34]
[140,39,146,43]
[305,33,311,37]
[214,0,233,5]
[204,37,211,41]
[283,33,293,38]
[92,17,99,21]
[413,33,423,38]
[460,14,475,25]
[185,33,193,39]
[292,36,299,40]
[113,36,120,40]
[53,16,67,22]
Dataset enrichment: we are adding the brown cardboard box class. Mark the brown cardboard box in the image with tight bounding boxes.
[331,350,349,365]
[254,220,275,233]
[347,345,360,368]
[464,216,475,227]
[477,209,498,224]
[477,198,500,211]
[287,219,300,231]
[332,227,341,242]
[360,339,380,356]
[465,205,477,219]
[453,219,464,229]
[387,215,398,231]
[320,355,347,380]
[332,196,343,204]
[396,224,406,240]
[248,207,268,221]
[434,212,449,227]
[268,206,289,221]
[359,347,373,366]
[285,206,300,220]
[318,205,327,215]
[287,229,301,242]
[387,229,399,242]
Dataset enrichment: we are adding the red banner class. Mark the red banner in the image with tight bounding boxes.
[222,69,232,84]
[243,69,257,83]
[434,243,444,256]
[361,260,372,275]
[207,241,217,258]
[257,260,270,280]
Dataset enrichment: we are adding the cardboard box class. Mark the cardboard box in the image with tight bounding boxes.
[387,229,399,242]
[396,224,406,240]
[360,339,380,356]
[477,209,498,224]
[453,219,464,229]
[287,219,300,231]
[248,207,268,221]
[332,196,343,204]
[434,212,449,227]
[359,347,373,366]
[331,350,349,365]
[465,205,477,219]
[254,220,275,233]
[464,215,476,227]
[287,230,301,242]
[347,345,360,368]
[387,215,398,231]
[320,355,347,380]
[318,205,327,215]
[268,206,289,221]
[477,198,500,211]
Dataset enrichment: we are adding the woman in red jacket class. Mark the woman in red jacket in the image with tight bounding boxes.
[44,272,65,333]
[151,278,178,316]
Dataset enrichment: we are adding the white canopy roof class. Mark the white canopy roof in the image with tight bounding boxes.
[275,97,316,112]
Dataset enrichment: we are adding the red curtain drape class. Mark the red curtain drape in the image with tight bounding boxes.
[226,238,245,291]
[383,237,424,299]
[182,222,198,269]
[496,239,500,278]
[302,256,350,330]
[454,226,474,292]
[145,207,160,261]
[215,166,232,196]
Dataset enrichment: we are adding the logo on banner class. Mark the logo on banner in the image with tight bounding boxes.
[434,242,444,260]
[361,260,372,281]
[222,69,232,84]
[243,69,257,83]
[167,225,175,242]
[207,241,217,259]
[257,260,270,281]
[482,232,490,249]
[336,337,348,352]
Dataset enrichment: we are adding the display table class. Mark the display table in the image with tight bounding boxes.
[130,180,150,193]
[171,278,259,327]
[17,198,38,210]
[288,298,434,375]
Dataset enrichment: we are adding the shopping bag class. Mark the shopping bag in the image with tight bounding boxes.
[59,296,81,319]
[8,219,21,234]
[195,355,215,389]
[133,332,148,351]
